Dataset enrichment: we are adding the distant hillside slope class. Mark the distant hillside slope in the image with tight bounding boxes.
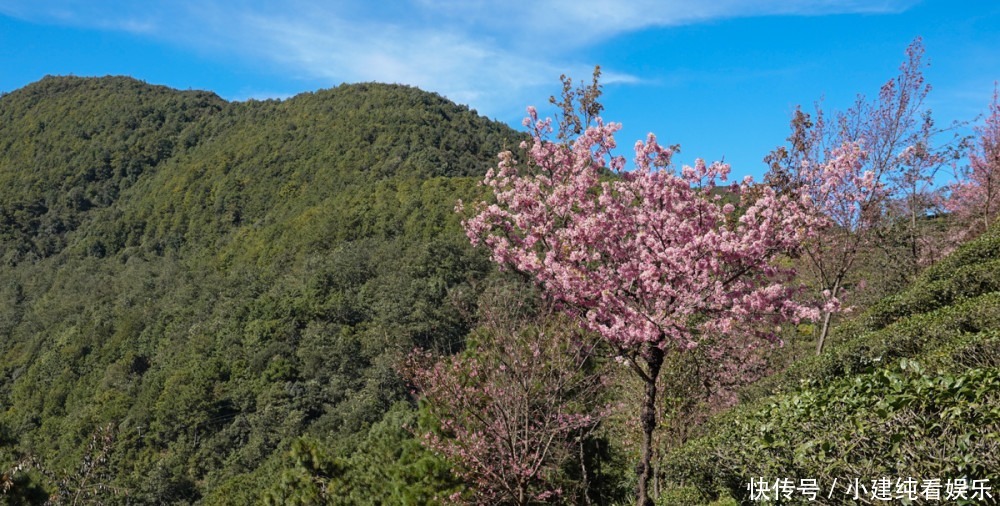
[662,223,1000,504]
[0,76,226,263]
[0,76,522,504]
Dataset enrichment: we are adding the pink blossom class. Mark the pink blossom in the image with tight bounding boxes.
[947,84,1000,237]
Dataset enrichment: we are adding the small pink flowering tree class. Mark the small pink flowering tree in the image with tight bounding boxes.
[793,141,889,354]
[764,38,959,353]
[838,38,954,269]
[948,85,1000,237]
[460,94,822,504]
[406,295,608,506]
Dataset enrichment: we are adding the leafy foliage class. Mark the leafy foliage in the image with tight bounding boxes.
[257,402,462,506]
[0,76,224,263]
[669,362,1000,504]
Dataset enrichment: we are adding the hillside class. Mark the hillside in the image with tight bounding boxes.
[660,222,1000,504]
[0,76,522,504]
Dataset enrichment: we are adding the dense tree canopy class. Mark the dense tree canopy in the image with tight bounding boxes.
[0,76,521,504]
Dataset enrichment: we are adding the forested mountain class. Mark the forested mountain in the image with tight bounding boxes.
[0,76,522,504]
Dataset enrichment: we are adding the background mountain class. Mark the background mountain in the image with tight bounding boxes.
[0,76,522,504]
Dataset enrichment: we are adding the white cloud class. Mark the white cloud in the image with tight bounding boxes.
[234,9,560,115]
[0,0,917,115]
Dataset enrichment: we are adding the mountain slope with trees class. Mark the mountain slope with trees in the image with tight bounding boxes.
[0,76,521,504]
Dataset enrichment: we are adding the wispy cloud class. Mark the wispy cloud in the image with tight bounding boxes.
[0,0,160,33]
[0,0,916,115]
[236,10,558,111]
[413,0,917,48]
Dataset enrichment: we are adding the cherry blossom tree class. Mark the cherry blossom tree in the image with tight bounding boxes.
[406,283,609,505]
[772,138,889,354]
[947,85,1000,236]
[764,38,958,353]
[835,39,956,270]
[460,82,822,504]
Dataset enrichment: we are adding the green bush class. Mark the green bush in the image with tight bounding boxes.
[667,362,1000,503]
[663,222,1000,504]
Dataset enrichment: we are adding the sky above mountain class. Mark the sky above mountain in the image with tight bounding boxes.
[2,1,998,177]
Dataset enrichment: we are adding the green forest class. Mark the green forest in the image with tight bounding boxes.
[1,72,998,506]
[0,76,519,504]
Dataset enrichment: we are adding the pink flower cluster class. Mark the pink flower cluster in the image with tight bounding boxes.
[461,107,823,353]
[799,142,885,233]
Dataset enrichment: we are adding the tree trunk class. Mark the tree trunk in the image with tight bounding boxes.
[580,437,592,506]
[910,193,920,273]
[815,280,842,355]
[815,309,834,355]
[636,345,664,506]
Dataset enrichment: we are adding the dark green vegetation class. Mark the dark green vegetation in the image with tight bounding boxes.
[0,76,520,504]
[661,223,1000,504]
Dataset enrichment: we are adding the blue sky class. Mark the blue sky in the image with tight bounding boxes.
[1,1,998,178]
